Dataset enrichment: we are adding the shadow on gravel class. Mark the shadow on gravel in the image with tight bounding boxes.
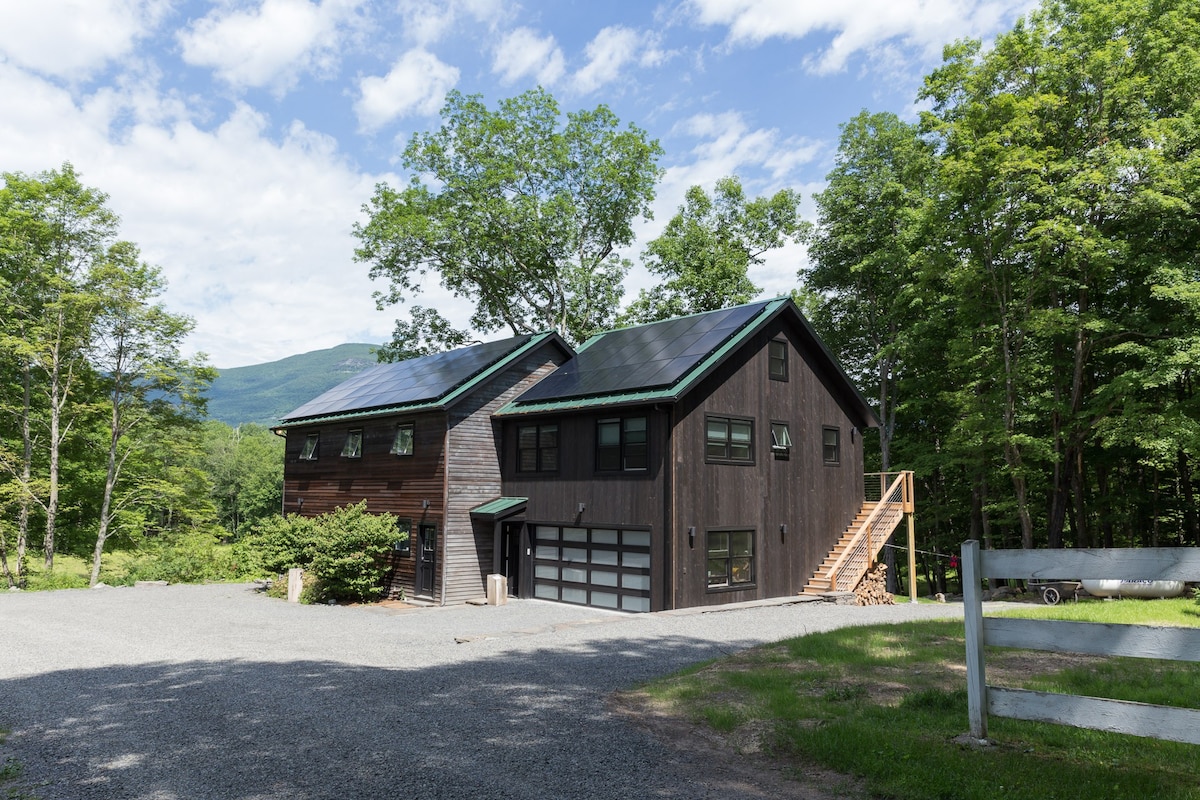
[0,635,769,800]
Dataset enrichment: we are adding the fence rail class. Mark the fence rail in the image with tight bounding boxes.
[961,541,1200,744]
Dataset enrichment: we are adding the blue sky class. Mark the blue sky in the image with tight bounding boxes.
[0,0,1033,367]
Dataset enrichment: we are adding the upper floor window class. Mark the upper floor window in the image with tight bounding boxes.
[299,432,319,461]
[706,416,754,464]
[518,422,559,473]
[771,421,793,453]
[823,426,841,465]
[596,416,648,471]
[341,429,363,458]
[768,339,788,381]
[391,423,414,456]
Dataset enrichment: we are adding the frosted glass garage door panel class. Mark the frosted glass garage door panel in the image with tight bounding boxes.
[623,531,651,547]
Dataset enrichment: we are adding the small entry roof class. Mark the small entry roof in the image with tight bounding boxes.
[469,497,528,521]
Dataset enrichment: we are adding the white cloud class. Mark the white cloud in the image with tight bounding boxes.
[354,49,459,132]
[571,25,641,94]
[0,0,168,79]
[178,0,363,92]
[686,0,1034,73]
[0,62,401,368]
[400,0,508,46]
[492,27,565,86]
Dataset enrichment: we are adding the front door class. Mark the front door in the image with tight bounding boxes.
[416,523,436,597]
[500,521,525,597]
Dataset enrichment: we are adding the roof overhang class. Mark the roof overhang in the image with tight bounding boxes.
[469,497,528,522]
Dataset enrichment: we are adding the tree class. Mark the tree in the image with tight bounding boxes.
[354,87,664,350]
[622,176,805,325]
[200,421,284,538]
[87,256,213,586]
[0,164,112,573]
[803,112,934,473]
[920,0,1200,549]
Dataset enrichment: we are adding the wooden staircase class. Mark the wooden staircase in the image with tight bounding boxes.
[804,472,913,595]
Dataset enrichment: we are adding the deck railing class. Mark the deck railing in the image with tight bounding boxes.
[825,471,914,592]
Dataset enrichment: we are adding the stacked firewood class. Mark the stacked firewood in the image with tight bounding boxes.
[855,563,895,606]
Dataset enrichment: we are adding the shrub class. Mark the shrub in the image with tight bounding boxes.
[125,531,245,584]
[240,502,402,603]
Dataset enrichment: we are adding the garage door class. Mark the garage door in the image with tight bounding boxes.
[531,525,652,612]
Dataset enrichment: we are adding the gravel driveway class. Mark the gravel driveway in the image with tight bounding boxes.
[1,584,968,799]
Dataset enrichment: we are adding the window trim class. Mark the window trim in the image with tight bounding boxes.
[705,528,756,591]
[823,426,841,465]
[341,429,363,459]
[517,422,559,474]
[390,422,415,456]
[768,338,788,382]
[595,415,649,472]
[299,432,319,461]
[705,415,755,465]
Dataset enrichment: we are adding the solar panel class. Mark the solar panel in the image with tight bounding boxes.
[517,301,768,402]
[281,334,533,421]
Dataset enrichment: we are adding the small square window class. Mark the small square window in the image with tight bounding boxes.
[706,529,755,589]
[769,339,788,381]
[823,426,841,465]
[518,423,559,472]
[341,429,363,458]
[391,423,414,456]
[771,422,792,450]
[299,432,319,461]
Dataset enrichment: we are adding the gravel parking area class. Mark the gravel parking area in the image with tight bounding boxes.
[1,584,968,799]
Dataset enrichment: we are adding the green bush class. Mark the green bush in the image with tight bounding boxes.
[24,568,89,591]
[124,531,245,584]
[240,502,402,603]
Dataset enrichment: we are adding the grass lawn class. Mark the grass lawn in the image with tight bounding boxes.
[634,597,1200,800]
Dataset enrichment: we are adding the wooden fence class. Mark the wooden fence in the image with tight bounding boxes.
[961,540,1200,744]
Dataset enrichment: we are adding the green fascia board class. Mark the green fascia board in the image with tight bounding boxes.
[277,331,568,429]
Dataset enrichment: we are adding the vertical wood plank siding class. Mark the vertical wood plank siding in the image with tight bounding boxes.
[671,321,865,608]
[502,409,671,609]
[441,352,567,604]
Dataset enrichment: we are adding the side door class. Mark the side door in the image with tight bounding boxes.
[416,523,437,597]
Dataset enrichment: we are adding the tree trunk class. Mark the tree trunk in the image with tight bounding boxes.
[1179,450,1198,547]
[91,404,122,587]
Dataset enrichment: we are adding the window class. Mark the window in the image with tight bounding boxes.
[769,339,788,381]
[706,416,754,464]
[299,432,319,461]
[393,518,412,556]
[596,416,648,471]
[390,423,414,456]
[707,530,754,589]
[517,423,558,473]
[341,429,363,458]
[771,421,793,454]
[823,426,841,465]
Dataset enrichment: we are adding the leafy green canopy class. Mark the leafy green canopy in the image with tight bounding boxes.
[622,176,805,325]
[354,88,664,357]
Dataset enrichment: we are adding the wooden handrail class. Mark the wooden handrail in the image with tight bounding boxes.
[827,471,913,592]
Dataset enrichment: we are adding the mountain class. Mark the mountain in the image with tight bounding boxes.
[206,343,379,427]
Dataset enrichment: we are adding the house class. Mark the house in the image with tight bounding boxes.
[274,332,572,604]
[492,297,882,612]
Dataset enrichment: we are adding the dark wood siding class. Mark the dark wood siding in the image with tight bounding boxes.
[282,410,448,599]
[501,407,671,610]
[670,318,866,608]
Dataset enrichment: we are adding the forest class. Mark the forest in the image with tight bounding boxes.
[2,0,1197,592]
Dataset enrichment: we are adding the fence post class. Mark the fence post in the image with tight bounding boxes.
[962,539,987,739]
